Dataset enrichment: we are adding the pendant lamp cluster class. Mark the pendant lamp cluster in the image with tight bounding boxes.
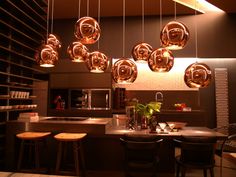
[67,0,109,73]
[112,0,138,84]
[35,0,61,67]
[183,0,212,88]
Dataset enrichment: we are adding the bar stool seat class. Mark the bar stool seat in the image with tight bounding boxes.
[16,131,51,172]
[54,133,87,176]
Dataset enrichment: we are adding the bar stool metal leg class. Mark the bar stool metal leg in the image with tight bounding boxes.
[73,142,79,176]
[17,140,24,171]
[55,141,63,174]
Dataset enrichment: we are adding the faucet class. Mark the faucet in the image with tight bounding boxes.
[155,92,163,102]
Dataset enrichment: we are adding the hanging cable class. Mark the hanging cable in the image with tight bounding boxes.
[195,0,198,61]
[51,0,54,33]
[142,0,144,42]
[98,0,100,50]
[174,1,177,21]
[87,0,90,16]
[78,0,81,19]
[46,0,50,40]
[123,0,125,57]
[159,0,162,46]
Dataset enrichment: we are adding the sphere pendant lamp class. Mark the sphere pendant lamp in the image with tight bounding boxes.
[184,0,212,88]
[160,2,189,50]
[35,0,60,67]
[67,0,89,62]
[112,0,137,84]
[148,0,174,72]
[67,41,89,62]
[148,48,174,72]
[184,62,212,88]
[85,0,109,73]
[74,0,100,44]
[132,0,152,62]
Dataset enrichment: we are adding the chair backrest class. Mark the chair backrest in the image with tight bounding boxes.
[174,136,217,166]
[120,134,163,162]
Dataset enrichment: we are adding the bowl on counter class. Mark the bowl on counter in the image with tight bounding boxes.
[167,121,187,130]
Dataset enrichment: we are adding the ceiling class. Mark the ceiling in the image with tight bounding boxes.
[52,0,236,19]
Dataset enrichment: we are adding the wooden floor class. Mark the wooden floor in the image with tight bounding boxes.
[1,156,235,177]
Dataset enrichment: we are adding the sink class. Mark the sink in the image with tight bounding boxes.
[41,117,89,121]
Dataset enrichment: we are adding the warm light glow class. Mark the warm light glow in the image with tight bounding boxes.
[173,0,224,13]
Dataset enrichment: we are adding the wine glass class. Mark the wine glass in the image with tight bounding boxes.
[158,122,167,132]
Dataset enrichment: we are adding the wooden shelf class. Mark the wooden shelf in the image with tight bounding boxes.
[0,58,46,74]
[0,0,47,165]
[0,6,45,39]
[0,20,40,45]
[0,108,37,112]
[5,0,47,32]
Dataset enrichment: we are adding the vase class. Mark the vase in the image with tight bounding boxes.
[149,116,157,133]
[141,116,148,129]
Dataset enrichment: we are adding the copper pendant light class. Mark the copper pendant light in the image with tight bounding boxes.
[132,0,152,62]
[160,21,190,50]
[112,58,138,84]
[74,16,101,44]
[35,0,60,67]
[67,41,88,62]
[184,1,212,88]
[47,34,61,50]
[35,44,58,67]
[184,62,212,88]
[112,0,138,84]
[148,48,174,72]
[85,0,109,73]
[86,51,109,73]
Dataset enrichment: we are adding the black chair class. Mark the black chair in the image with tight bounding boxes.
[213,123,236,177]
[120,134,163,177]
[173,136,217,177]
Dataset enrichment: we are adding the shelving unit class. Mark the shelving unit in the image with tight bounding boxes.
[0,0,48,169]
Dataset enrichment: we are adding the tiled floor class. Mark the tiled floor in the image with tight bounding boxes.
[1,156,235,177]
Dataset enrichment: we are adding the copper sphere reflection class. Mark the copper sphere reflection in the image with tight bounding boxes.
[132,42,153,62]
[148,48,174,72]
[74,17,101,44]
[160,21,189,50]
[184,62,212,88]
[112,58,138,84]
[47,34,61,50]
[35,45,58,67]
[86,51,109,73]
[67,41,88,62]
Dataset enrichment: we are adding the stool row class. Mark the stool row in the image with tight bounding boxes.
[16,131,87,176]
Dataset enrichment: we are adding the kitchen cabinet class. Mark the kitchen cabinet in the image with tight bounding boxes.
[0,0,47,169]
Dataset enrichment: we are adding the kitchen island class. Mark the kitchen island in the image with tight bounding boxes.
[5,116,226,174]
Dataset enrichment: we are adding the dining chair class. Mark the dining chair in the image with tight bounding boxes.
[173,136,217,177]
[120,134,163,177]
[213,123,236,177]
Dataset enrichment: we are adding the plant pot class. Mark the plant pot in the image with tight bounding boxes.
[149,116,157,133]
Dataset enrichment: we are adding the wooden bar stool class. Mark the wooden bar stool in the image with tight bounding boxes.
[54,133,87,176]
[16,131,51,172]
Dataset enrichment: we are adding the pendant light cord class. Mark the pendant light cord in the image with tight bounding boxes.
[87,0,89,16]
[78,0,81,19]
[141,0,144,42]
[195,0,198,61]
[174,1,177,21]
[159,0,162,46]
[46,0,50,41]
[123,0,126,57]
[98,0,100,50]
[50,0,54,34]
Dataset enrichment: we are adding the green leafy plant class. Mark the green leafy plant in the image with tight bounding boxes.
[135,101,162,119]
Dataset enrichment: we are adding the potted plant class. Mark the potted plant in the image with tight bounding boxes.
[135,101,162,133]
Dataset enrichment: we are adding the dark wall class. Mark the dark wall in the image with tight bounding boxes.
[46,13,236,127]
[52,13,236,59]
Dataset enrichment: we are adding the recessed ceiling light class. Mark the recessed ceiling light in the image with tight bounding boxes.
[173,0,224,13]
